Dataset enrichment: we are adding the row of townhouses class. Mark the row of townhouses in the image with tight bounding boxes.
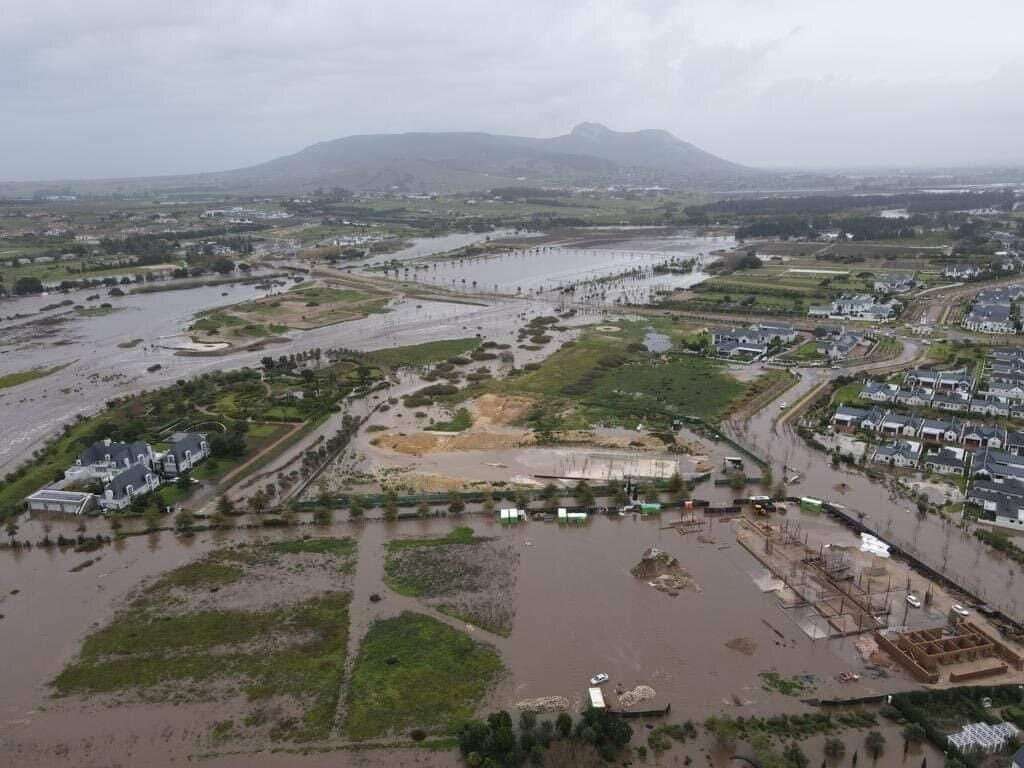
[24,432,210,515]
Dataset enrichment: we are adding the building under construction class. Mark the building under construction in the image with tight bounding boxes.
[737,516,902,638]
[875,620,1024,684]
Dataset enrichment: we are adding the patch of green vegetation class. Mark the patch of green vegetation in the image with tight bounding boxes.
[705,710,876,744]
[431,407,473,432]
[366,338,480,369]
[344,612,503,740]
[830,380,865,406]
[146,561,244,593]
[54,593,349,741]
[483,323,748,431]
[759,671,816,696]
[783,340,825,362]
[0,363,70,390]
[54,541,357,742]
[267,537,356,557]
[0,356,378,521]
[191,311,246,334]
[385,526,481,552]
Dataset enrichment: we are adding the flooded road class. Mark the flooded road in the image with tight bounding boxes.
[729,340,1024,622]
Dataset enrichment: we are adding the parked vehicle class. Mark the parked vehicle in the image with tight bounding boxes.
[590,673,609,686]
[952,603,970,617]
[905,595,922,608]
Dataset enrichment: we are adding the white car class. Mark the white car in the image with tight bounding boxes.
[779,402,788,410]
[590,673,609,686]
[952,603,970,617]
[905,595,922,609]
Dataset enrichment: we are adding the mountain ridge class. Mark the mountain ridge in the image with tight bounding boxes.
[0,123,760,195]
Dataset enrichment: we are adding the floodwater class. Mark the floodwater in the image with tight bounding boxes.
[376,232,731,305]
[0,509,920,767]
[360,229,529,267]
[729,348,1024,622]
[0,229,730,473]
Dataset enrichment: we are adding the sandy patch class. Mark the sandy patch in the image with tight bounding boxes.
[594,325,621,332]
[472,393,535,426]
[372,428,533,456]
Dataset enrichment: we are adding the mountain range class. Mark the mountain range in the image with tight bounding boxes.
[1,123,762,195]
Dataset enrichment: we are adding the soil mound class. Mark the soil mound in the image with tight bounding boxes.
[631,547,697,595]
[516,696,570,713]
[617,685,656,708]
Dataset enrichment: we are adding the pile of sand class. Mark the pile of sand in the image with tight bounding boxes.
[473,393,535,426]
[617,686,657,708]
[372,428,532,456]
[516,696,569,713]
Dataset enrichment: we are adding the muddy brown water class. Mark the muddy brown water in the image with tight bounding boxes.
[730,361,1024,622]
[1,509,923,767]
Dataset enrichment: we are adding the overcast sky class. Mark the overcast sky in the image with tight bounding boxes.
[3,0,1023,180]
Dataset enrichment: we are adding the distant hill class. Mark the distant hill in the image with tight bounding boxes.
[0,123,760,196]
[214,122,754,193]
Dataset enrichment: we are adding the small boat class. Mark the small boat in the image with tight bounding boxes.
[590,673,609,686]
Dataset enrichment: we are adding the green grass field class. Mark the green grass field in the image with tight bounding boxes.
[365,338,480,369]
[485,321,748,429]
[344,611,503,739]
[0,363,70,390]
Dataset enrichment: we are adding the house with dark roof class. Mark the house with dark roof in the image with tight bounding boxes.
[922,447,967,477]
[832,406,870,432]
[860,381,898,403]
[65,439,153,483]
[161,432,210,477]
[101,463,161,510]
[919,418,962,444]
[972,447,1024,482]
[962,424,1006,450]
[872,440,921,468]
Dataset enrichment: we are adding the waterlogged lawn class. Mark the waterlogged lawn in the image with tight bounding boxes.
[383,527,517,636]
[366,337,480,369]
[345,612,503,739]
[0,363,70,390]
[385,526,481,553]
[53,539,357,743]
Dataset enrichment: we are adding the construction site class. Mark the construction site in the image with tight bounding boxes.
[732,501,1024,690]
[875,620,1024,684]
[737,515,902,638]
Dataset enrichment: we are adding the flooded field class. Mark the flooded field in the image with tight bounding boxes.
[379,232,731,305]
[0,506,939,766]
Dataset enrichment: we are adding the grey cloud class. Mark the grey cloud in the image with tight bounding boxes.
[1,0,1022,180]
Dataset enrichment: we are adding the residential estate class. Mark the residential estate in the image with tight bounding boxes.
[24,432,209,515]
